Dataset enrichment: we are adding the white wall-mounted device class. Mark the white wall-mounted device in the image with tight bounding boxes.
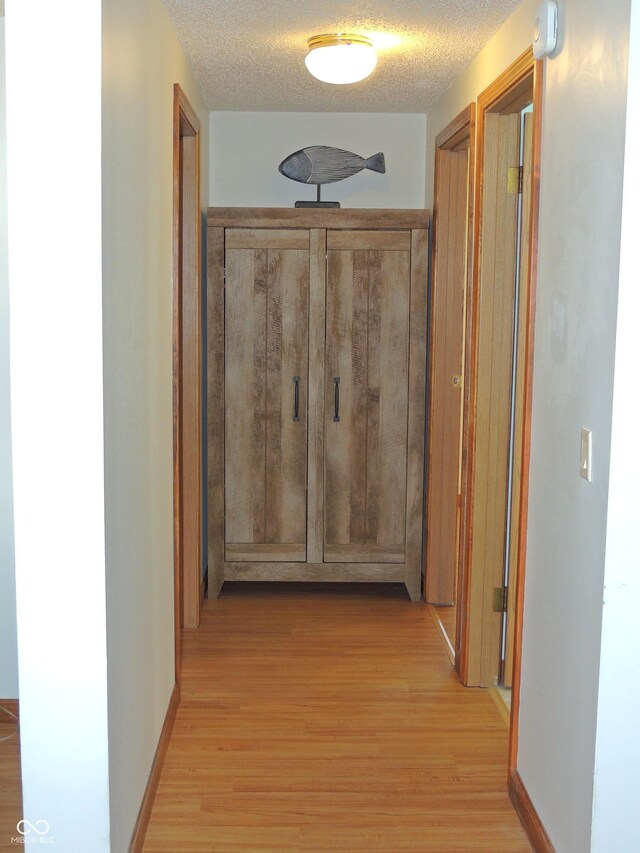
[580,428,593,483]
[533,0,558,59]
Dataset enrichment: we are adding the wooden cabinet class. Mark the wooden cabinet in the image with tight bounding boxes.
[207,209,428,601]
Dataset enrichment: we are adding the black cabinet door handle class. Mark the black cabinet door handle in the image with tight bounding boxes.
[333,377,340,422]
[293,376,300,422]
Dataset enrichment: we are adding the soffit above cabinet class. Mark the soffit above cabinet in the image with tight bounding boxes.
[163,0,522,113]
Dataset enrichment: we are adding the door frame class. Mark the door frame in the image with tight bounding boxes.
[172,84,202,677]
[454,46,542,764]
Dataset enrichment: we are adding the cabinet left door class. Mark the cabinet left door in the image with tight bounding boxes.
[224,228,310,562]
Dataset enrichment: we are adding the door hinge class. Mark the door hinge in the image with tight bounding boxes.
[507,166,523,194]
[493,586,508,613]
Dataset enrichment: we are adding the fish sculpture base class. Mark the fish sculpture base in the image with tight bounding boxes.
[295,200,340,209]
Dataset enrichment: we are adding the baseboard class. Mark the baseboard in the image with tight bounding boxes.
[509,768,555,852]
[129,683,180,852]
[488,686,510,727]
[427,604,456,666]
[0,699,19,720]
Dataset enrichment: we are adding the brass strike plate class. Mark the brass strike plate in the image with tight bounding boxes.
[507,166,522,194]
[451,375,463,390]
[493,587,507,613]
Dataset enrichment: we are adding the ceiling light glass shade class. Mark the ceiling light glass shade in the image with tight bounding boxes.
[305,34,377,85]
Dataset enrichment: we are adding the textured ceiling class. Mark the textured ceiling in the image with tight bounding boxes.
[163,0,524,113]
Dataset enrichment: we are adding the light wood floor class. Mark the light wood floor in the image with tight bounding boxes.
[0,707,22,851]
[144,583,531,852]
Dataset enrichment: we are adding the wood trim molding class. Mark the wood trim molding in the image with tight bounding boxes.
[509,769,555,852]
[128,683,180,852]
[477,47,535,113]
[509,58,545,771]
[435,103,475,150]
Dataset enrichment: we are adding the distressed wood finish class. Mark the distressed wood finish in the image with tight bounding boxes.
[306,230,327,564]
[208,210,429,599]
[324,544,405,563]
[225,229,310,250]
[143,586,532,851]
[225,544,306,562]
[405,229,429,601]
[223,563,406,582]
[324,233,410,567]
[207,226,226,597]
[326,230,411,251]
[426,143,469,605]
[224,232,309,561]
[208,207,430,230]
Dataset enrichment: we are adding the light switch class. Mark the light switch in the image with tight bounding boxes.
[580,428,592,482]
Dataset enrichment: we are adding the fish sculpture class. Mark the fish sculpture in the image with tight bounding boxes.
[279,145,386,185]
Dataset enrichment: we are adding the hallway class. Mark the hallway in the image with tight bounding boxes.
[143,583,531,851]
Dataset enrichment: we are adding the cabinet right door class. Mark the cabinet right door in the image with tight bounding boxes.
[324,230,411,565]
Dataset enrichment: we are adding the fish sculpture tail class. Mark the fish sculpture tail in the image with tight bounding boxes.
[365,153,386,174]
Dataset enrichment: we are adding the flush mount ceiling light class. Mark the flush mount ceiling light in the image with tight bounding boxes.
[305,34,377,85]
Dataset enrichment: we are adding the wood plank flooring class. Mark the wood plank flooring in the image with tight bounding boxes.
[144,583,531,852]
[0,706,22,851]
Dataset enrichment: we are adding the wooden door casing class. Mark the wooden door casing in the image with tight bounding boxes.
[324,230,411,565]
[224,228,309,562]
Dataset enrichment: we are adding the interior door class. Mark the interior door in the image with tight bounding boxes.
[324,230,411,564]
[465,110,521,685]
[224,228,309,562]
[426,144,469,605]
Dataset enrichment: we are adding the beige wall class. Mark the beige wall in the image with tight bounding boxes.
[101,0,209,847]
[425,0,632,849]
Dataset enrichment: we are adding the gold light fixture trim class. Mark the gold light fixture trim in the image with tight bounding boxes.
[307,33,374,51]
[305,33,378,85]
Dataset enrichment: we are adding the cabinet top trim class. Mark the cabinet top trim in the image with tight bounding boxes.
[207,207,430,230]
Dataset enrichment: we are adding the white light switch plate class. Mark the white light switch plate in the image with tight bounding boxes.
[580,428,592,482]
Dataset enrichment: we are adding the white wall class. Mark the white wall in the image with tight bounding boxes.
[0,16,18,701]
[591,1,640,848]
[519,1,629,850]
[210,112,426,209]
[425,1,632,850]
[6,2,110,849]
[101,0,209,849]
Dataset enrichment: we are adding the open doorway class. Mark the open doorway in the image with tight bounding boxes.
[425,104,475,665]
[172,84,203,667]
[426,49,543,728]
